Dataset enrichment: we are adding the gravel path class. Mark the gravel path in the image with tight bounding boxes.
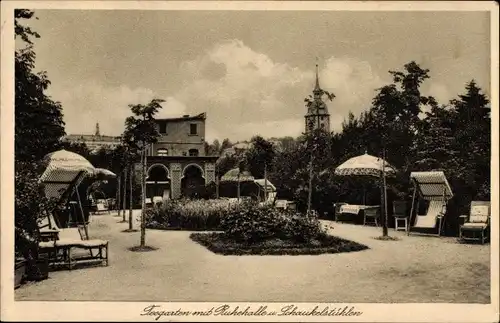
[15,210,490,303]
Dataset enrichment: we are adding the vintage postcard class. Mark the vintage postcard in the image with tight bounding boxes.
[1,1,498,322]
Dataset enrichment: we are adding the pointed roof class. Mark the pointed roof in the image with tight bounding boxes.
[314,62,321,93]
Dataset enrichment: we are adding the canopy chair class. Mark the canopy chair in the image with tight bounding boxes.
[408,171,453,236]
[38,150,113,269]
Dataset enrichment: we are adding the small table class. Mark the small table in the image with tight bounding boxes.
[40,229,60,242]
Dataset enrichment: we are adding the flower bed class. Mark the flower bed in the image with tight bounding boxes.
[190,232,368,255]
[145,199,237,231]
[190,201,369,255]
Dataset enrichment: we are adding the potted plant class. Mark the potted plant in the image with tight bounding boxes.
[15,251,26,289]
[15,161,56,284]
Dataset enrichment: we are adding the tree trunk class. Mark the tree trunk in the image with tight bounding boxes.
[140,145,147,247]
[237,173,240,202]
[116,175,121,216]
[307,155,314,217]
[381,148,389,237]
[122,167,128,222]
[129,164,134,230]
[216,175,219,199]
[264,163,268,203]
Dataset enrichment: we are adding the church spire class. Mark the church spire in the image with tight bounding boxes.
[313,58,322,99]
[314,59,321,92]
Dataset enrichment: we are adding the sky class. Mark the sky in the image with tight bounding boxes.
[23,9,491,142]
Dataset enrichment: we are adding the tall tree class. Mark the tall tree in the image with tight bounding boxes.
[14,10,65,277]
[449,80,491,200]
[61,141,91,160]
[367,61,437,236]
[110,144,127,217]
[245,136,276,202]
[220,138,233,153]
[370,61,438,172]
[204,139,222,156]
[414,105,459,172]
[15,10,65,162]
[123,99,164,248]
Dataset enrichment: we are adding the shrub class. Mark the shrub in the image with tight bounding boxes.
[15,160,60,279]
[145,198,237,231]
[220,201,325,244]
[190,232,369,256]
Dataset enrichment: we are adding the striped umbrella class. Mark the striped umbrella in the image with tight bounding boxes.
[335,153,396,177]
[40,150,96,200]
[334,152,396,237]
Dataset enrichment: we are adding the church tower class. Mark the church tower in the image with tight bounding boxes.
[305,62,331,134]
[95,122,101,137]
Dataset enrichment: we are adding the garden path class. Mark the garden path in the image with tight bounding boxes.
[15,210,490,303]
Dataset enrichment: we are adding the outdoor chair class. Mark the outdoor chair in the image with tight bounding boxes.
[94,200,109,214]
[363,207,380,226]
[393,201,409,232]
[38,214,109,270]
[459,201,491,244]
[408,171,453,237]
[333,202,347,222]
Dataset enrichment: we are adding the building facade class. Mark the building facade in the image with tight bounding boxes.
[305,63,331,134]
[64,123,121,152]
[144,113,218,200]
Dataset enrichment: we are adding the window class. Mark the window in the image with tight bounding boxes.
[182,151,187,156]
[190,123,198,135]
[157,148,168,156]
[189,149,199,157]
[159,121,167,134]
[308,119,315,131]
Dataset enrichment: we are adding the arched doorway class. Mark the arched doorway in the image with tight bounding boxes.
[146,164,171,201]
[181,164,205,199]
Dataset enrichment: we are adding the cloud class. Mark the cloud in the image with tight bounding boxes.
[426,82,452,105]
[49,83,157,136]
[157,97,187,118]
[171,40,389,141]
[56,40,394,141]
[321,57,386,118]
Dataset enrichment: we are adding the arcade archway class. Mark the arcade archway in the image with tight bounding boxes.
[181,164,205,199]
[146,164,171,201]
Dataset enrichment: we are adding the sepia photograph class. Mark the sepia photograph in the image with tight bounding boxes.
[1,1,498,322]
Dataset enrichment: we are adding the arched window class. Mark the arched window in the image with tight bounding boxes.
[157,148,168,156]
[188,149,199,157]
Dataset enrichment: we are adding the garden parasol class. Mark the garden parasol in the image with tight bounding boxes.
[220,168,255,201]
[334,152,396,236]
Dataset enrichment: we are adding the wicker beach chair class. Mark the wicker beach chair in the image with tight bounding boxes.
[459,201,490,244]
